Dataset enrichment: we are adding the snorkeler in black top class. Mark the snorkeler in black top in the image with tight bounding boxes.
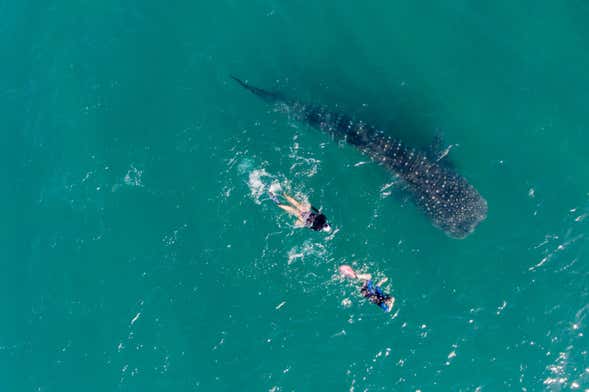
[269,191,331,232]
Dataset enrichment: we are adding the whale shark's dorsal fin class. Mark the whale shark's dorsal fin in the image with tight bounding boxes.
[427,133,457,163]
[230,76,284,104]
[427,133,445,159]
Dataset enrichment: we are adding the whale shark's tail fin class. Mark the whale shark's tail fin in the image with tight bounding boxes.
[230,76,283,104]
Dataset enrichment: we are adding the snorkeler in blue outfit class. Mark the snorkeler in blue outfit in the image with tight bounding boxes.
[339,265,395,312]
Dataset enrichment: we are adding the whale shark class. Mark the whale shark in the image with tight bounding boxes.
[231,76,487,239]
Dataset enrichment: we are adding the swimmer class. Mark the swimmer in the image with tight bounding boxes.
[269,190,331,232]
[339,265,395,312]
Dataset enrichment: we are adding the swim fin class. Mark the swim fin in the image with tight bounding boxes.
[268,191,280,204]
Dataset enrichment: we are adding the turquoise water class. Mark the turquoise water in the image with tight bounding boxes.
[4,1,589,390]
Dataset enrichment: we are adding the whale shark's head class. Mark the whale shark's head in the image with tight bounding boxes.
[413,165,488,239]
[434,185,488,239]
[445,198,488,239]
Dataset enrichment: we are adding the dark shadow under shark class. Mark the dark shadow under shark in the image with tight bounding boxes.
[232,76,487,239]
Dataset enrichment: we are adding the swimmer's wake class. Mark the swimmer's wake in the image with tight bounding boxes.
[245,166,331,232]
[232,76,487,238]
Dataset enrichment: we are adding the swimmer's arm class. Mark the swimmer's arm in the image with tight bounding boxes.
[377,277,388,287]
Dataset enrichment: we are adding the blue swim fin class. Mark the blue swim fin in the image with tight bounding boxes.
[268,191,280,204]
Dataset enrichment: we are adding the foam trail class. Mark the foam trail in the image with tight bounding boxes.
[247,168,271,204]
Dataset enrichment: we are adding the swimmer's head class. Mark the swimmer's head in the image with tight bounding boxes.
[311,213,329,232]
[385,297,395,312]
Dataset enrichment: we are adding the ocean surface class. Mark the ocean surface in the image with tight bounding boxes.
[3,1,589,390]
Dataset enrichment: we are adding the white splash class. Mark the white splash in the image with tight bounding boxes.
[287,241,327,265]
[380,180,399,199]
[288,139,321,178]
[496,300,508,316]
[287,251,305,265]
[529,234,584,271]
[130,312,141,326]
[124,165,143,187]
[247,169,271,204]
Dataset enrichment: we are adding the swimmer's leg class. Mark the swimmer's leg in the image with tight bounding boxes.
[277,204,300,218]
[283,193,309,212]
[294,218,306,228]
[355,273,372,281]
